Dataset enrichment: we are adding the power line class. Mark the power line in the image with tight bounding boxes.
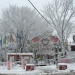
[28,0,54,28]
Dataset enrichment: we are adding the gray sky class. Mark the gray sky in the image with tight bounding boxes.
[0,0,73,42]
[0,0,52,15]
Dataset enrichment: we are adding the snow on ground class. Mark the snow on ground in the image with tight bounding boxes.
[0,63,75,75]
[0,64,38,75]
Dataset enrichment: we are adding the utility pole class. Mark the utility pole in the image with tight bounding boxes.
[54,44,59,69]
[34,49,37,64]
[61,23,64,54]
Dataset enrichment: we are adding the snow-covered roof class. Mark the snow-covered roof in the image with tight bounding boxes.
[7,53,33,56]
[68,42,75,46]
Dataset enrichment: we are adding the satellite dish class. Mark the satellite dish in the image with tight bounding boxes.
[73,35,75,42]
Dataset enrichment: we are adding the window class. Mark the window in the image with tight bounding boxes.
[71,46,75,51]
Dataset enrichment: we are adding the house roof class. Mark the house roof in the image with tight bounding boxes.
[32,37,40,42]
[68,42,75,46]
[50,36,59,43]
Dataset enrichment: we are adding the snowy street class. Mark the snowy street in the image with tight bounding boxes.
[0,63,75,75]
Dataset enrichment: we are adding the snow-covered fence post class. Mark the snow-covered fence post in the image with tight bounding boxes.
[7,60,10,70]
[22,59,26,69]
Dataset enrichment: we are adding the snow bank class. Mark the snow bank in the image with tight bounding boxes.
[0,63,75,75]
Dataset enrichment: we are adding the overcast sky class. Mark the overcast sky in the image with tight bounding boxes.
[0,0,52,15]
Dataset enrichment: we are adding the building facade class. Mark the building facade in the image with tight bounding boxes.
[30,33,59,61]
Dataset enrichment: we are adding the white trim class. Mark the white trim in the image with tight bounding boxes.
[7,53,33,56]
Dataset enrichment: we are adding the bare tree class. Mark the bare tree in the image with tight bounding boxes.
[43,0,75,52]
[0,5,53,52]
